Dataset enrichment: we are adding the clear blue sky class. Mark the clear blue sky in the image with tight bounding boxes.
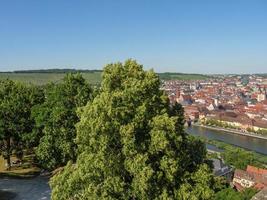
[0,0,267,73]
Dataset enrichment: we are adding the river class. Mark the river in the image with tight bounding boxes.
[186,125,267,155]
[0,176,50,200]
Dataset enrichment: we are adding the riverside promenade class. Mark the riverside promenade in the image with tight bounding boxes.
[192,124,267,140]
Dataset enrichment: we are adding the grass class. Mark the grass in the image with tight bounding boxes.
[0,154,41,178]
[0,167,41,178]
[158,72,210,80]
[0,72,102,86]
[0,72,210,86]
[192,135,267,168]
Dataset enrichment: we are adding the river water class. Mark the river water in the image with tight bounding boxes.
[0,176,50,200]
[186,125,267,155]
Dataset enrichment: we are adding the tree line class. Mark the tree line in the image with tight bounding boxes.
[5,69,102,73]
[0,60,256,199]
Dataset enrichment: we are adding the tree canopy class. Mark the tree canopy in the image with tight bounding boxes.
[0,80,43,169]
[221,147,264,170]
[34,73,92,169]
[51,60,216,200]
[214,187,257,200]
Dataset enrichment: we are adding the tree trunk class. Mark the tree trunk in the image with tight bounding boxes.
[6,137,11,170]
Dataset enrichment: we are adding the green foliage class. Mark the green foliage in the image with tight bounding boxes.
[0,80,43,168]
[212,177,229,193]
[51,60,215,200]
[0,71,209,86]
[240,188,258,200]
[0,72,102,86]
[158,72,210,80]
[247,127,267,136]
[194,135,267,169]
[214,187,257,200]
[203,119,267,136]
[169,102,185,134]
[203,119,240,130]
[34,73,92,169]
[221,147,264,170]
[21,85,45,148]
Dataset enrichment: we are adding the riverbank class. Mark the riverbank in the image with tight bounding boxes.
[192,123,267,140]
[0,155,41,179]
[191,134,267,169]
[187,125,267,155]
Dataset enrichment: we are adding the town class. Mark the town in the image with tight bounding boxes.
[1,0,267,199]
[163,75,267,135]
[163,74,267,198]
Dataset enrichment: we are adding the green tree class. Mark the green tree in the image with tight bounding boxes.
[0,80,42,169]
[240,188,257,200]
[214,188,242,200]
[169,102,186,136]
[34,73,92,169]
[214,187,257,200]
[221,147,263,169]
[21,85,45,149]
[51,60,216,200]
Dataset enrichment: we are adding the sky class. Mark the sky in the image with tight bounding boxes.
[0,0,267,74]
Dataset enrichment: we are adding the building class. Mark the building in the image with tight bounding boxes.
[257,93,266,102]
[211,158,233,181]
[184,105,200,120]
[233,165,267,191]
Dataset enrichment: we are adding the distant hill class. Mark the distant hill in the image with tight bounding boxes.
[0,69,211,85]
[9,69,102,73]
[256,73,267,78]
[158,72,210,80]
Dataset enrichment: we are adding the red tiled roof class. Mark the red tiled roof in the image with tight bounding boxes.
[234,169,254,181]
[247,166,267,176]
[234,166,267,191]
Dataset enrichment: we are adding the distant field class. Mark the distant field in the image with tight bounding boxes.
[0,72,210,85]
[0,72,102,85]
[158,73,210,80]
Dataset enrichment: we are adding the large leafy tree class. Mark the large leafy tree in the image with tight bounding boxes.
[34,73,92,169]
[21,85,45,149]
[221,147,263,170]
[214,187,257,200]
[51,60,216,199]
[0,80,43,169]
